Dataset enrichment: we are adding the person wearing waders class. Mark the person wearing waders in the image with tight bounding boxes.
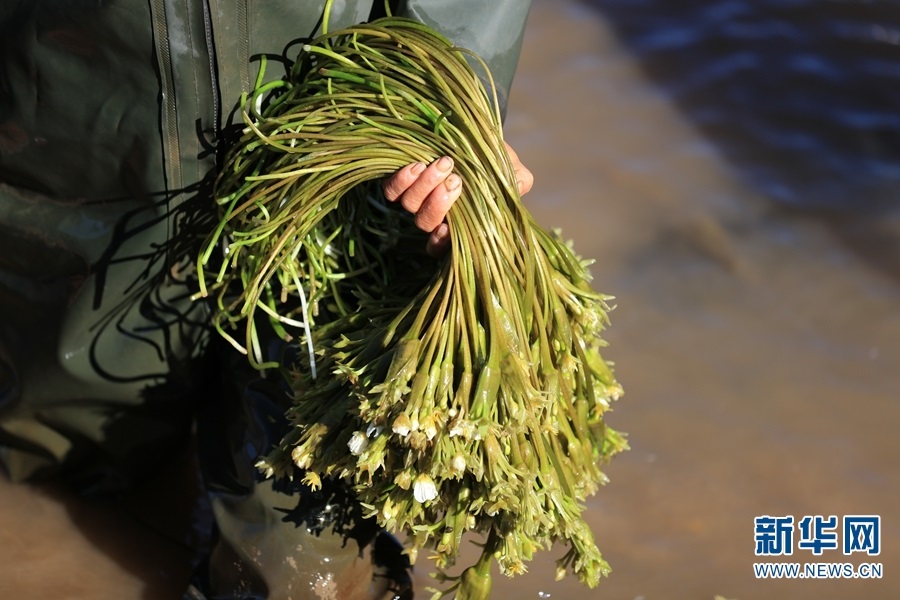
[0,1,534,598]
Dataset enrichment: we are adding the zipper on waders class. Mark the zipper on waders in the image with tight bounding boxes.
[200,0,251,152]
[149,0,182,193]
[201,0,221,146]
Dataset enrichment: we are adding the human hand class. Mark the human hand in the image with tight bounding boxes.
[382,142,534,256]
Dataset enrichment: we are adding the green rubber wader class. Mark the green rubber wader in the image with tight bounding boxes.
[0,1,531,597]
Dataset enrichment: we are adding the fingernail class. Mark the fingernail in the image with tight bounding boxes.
[411,162,426,175]
[436,156,453,172]
[445,174,461,191]
[516,179,524,193]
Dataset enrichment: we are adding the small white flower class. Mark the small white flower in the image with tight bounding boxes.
[347,431,369,455]
[392,413,412,437]
[413,474,439,503]
[366,422,384,438]
[449,419,475,439]
[291,446,312,469]
[255,460,275,479]
[421,415,437,441]
[451,453,466,475]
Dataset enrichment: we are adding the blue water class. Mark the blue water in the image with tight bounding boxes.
[586,0,900,211]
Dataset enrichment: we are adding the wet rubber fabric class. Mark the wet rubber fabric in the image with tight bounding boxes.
[0,1,531,598]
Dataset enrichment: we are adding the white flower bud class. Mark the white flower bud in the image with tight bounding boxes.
[451,453,467,475]
[413,474,439,503]
[392,413,412,437]
[347,431,369,455]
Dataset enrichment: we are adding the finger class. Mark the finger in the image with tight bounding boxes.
[426,222,451,257]
[504,141,520,163]
[398,155,454,214]
[504,141,534,195]
[414,173,461,233]
[383,161,426,202]
[516,162,534,195]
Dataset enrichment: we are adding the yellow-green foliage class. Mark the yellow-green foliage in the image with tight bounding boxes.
[198,13,627,599]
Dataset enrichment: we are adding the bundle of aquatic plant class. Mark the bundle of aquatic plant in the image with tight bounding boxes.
[197,9,626,599]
